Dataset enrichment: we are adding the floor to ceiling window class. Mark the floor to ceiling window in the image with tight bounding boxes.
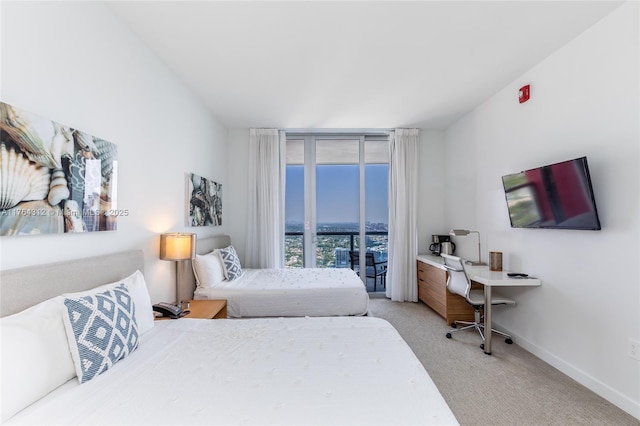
[284,133,389,292]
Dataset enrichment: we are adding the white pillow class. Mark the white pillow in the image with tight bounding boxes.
[64,270,154,335]
[192,251,227,287]
[0,270,153,422]
[118,270,153,335]
[0,296,76,422]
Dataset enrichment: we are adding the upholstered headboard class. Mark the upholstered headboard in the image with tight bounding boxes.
[1,235,231,316]
[0,250,144,318]
[181,235,231,301]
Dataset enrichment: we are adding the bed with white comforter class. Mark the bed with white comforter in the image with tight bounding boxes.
[194,267,369,317]
[5,316,457,425]
[0,249,457,425]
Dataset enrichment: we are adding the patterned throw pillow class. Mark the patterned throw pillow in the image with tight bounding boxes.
[62,283,139,384]
[218,245,243,280]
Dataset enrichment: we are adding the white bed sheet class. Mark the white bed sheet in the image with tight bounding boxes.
[6,317,457,426]
[194,268,370,317]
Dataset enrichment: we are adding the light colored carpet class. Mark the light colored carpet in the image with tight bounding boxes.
[367,297,639,426]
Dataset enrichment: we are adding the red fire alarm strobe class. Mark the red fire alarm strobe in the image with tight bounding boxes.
[519,84,530,103]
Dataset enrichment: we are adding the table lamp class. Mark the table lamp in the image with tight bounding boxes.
[160,233,196,307]
[449,229,486,266]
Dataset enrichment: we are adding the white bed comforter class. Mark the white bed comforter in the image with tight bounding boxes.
[7,317,458,425]
[194,268,369,317]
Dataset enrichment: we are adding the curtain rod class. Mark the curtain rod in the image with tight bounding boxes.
[283,128,392,137]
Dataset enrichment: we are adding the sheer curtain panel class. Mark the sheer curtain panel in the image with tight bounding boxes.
[386,128,419,302]
[245,129,286,268]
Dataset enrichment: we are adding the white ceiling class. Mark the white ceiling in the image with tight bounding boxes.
[107,1,622,130]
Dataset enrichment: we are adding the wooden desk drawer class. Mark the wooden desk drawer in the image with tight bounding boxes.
[417,263,427,282]
[423,264,446,287]
[417,257,477,324]
[418,281,445,318]
[423,279,445,306]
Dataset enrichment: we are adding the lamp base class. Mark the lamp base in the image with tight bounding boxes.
[465,261,487,266]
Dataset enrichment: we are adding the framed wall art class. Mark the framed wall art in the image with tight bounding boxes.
[0,102,119,236]
[188,172,222,226]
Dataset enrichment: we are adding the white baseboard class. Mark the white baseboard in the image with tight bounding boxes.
[503,327,640,420]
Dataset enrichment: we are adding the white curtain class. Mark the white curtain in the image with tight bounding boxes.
[245,129,286,268]
[386,128,419,302]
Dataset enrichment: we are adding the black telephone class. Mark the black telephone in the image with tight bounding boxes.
[153,302,186,319]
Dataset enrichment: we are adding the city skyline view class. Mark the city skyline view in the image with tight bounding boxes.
[285,164,389,228]
[285,163,389,270]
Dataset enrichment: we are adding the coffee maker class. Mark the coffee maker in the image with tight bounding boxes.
[429,234,455,256]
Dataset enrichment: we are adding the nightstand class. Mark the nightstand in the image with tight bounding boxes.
[185,299,227,319]
[155,299,227,320]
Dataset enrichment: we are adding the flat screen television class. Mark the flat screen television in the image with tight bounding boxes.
[501,156,601,230]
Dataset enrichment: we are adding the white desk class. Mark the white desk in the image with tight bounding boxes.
[464,264,541,354]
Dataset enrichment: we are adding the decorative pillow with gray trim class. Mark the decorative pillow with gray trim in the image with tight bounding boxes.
[62,283,139,383]
[218,245,243,280]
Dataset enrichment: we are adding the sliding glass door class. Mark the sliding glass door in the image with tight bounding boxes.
[284,134,388,291]
[315,138,360,268]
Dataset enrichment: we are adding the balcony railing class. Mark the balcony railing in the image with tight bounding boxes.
[285,231,388,269]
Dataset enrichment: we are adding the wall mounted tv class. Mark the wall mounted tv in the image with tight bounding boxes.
[501,156,601,230]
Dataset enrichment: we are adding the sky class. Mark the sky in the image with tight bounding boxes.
[285,164,389,224]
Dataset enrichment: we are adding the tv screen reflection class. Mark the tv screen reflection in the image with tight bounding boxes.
[501,157,601,230]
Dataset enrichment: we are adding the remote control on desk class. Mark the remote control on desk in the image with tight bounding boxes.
[507,272,528,278]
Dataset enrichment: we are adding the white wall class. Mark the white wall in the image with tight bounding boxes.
[226,128,251,262]
[444,2,639,418]
[417,131,447,252]
[0,2,228,304]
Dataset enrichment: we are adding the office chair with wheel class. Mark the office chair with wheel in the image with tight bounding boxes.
[441,253,515,350]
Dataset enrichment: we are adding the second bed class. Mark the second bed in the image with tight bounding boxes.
[189,236,369,318]
[194,267,369,317]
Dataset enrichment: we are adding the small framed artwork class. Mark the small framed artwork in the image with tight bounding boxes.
[188,173,222,226]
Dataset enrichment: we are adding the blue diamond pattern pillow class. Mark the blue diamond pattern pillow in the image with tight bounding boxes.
[62,283,139,383]
[218,245,243,280]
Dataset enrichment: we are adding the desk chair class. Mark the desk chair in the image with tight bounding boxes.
[349,251,387,291]
[441,253,515,350]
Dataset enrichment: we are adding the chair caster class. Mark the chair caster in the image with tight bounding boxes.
[446,333,452,339]
[450,323,457,328]
[505,338,513,344]
[480,343,484,350]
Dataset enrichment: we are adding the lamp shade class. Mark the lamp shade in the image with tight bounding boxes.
[449,229,484,265]
[159,233,196,261]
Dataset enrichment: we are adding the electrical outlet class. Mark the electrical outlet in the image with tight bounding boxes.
[629,338,640,361]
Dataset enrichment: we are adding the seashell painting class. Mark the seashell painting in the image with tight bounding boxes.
[94,138,117,177]
[63,199,85,232]
[0,142,51,209]
[0,102,118,236]
[47,168,70,206]
[0,200,64,236]
[0,103,57,169]
[188,172,222,227]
